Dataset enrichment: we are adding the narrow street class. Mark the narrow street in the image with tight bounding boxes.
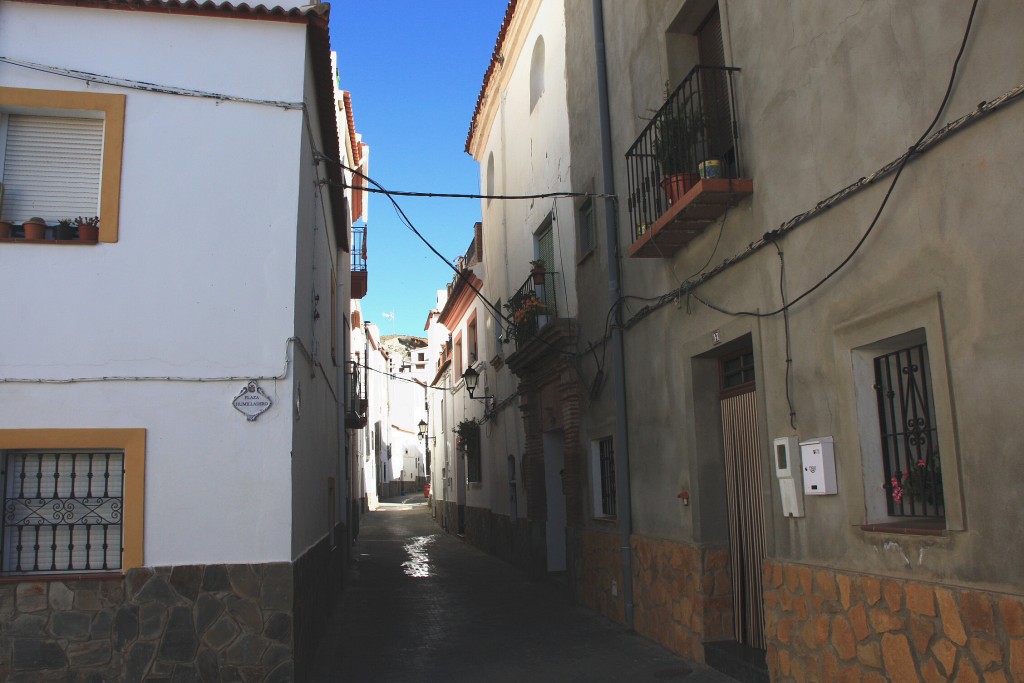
[309,498,736,682]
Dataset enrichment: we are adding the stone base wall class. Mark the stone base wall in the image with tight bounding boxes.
[580,527,626,624]
[293,522,347,681]
[579,531,731,661]
[631,535,733,662]
[763,559,1024,682]
[448,506,546,579]
[0,563,295,682]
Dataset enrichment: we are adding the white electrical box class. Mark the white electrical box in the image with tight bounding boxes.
[773,436,805,517]
[800,436,837,495]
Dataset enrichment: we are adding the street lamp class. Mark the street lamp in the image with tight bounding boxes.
[462,367,495,415]
[462,366,493,400]
[418,419,435,446]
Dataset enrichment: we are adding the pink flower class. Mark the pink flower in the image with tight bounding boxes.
[916,459,926,468]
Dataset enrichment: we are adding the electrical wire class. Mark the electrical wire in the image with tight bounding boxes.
[691,0,981,319]
[621,0,1004,332]
[773,241,797,429]
[335,184,612,201]
[0,56,303,110]
[325,157,580,360]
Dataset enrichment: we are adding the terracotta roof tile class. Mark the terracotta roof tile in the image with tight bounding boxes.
[7,0,327,22]
[465,0,517,155]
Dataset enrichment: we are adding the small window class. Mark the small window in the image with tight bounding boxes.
[721,350,755,391]
[462,424,482,484]
[591,437,616,517]
[467,313,479,365]
[2,450,124,574]
[453,333,463,382]
[530,36,545,111]
[874,344,944,520]
[486,153,495,204]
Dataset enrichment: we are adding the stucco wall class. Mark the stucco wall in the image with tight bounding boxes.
[566,0,1024,595]
[0,4,313,565]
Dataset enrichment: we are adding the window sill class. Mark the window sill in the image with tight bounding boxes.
[860,519,946,536]
[0,236,98,245]
[576,247,596,267]
[0,571,123,584]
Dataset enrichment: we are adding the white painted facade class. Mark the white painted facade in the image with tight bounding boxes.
[471,0,578,324]
[0,1,357,568]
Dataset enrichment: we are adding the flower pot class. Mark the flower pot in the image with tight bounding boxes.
[23,220,47,240]
[78,225,99,242]
[56,224,76,240]
[0,221,12,238]
[698,159,722,179]
[530,268,546,285]
[661,172,699,206]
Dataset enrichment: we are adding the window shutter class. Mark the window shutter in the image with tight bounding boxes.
[1,115,103,222]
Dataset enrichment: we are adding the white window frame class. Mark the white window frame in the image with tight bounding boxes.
[834,294,964,531]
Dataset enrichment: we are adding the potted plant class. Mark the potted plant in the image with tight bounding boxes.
[56,218,76,241]
[529,259,546,285]
[23,216,47,240]
[75,216,99,242]
[0,220,12,239]
[654,108,702,205]
[454,418,479,448]
[505,294,547,344]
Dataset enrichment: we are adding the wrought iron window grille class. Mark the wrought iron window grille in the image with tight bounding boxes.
[1,450,125,575]
[874,344,944,519]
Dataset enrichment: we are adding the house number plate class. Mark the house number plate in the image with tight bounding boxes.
[233,381,272,421]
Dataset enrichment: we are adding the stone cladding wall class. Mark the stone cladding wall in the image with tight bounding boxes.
[460,506,545,579]
[631,535,733,662]
[580,527,625,624]
[580,530,732,662]
[0,563,294,682]
[763,559,1024,682]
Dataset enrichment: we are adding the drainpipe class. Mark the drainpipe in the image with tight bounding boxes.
[593,0,633,629]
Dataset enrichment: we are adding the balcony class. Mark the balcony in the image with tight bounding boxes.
[351,224,367,299]
[506,270,562,351]
[345,359,367,428]
[626,65,752,258]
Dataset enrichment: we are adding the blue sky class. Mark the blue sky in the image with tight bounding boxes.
[330,2,509,337]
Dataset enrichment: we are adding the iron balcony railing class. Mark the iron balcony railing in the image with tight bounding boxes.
[506,271,559,351]
[345,359,366,427]
[626,65,743,239]
[351,225,366,273]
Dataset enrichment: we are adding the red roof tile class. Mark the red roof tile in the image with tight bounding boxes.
[465,0,517,155]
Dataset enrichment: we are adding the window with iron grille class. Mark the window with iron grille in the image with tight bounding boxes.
[462,426,482,484]
[874,344,944,519]
[591,437,616,518]
[2,450,124,575]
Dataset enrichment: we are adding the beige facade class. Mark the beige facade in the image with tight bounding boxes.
[560,0,1024,680]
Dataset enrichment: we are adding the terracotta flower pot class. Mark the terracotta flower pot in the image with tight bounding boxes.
[661,172,699,206]
[23,220,47,240]
[531,267,546,285]
[0,221,12,238]
[78,225,99,242]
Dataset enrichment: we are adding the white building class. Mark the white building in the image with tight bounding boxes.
[0,0,366,678]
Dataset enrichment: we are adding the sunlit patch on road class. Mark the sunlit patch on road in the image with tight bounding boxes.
[401,535,436,577]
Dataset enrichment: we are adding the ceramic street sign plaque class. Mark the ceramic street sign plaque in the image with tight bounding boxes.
[233,381,272,421]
